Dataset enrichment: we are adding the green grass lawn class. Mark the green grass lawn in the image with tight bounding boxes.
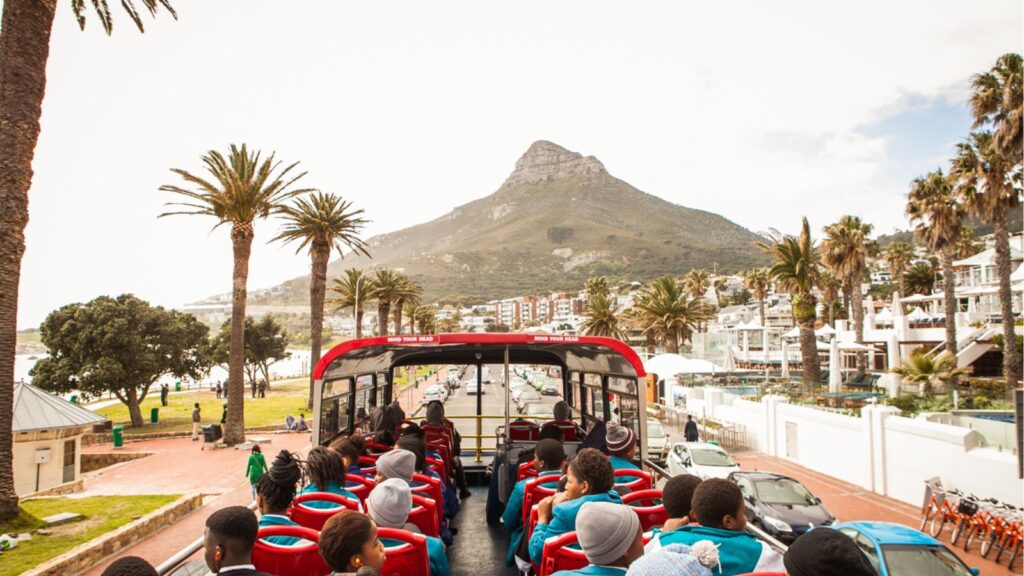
[0,495,178,576]
[95,378,310,435]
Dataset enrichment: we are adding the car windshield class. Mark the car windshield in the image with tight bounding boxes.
[881,545,974,576]
[648,422,666,438]
[754,478,816,505]
[690,449,735,467]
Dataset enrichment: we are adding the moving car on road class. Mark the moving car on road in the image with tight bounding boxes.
[421,384,447,405]
[647,419,669,462]
[666,441,739,479]
[467,381,483,395]
[516,388,542,412]
[729,471,834,543]
[541,382,559,396]
[834,521,979,576]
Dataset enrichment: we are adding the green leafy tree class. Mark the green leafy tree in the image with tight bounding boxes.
[274,192,368,406]
[892,350,970,398]
[631,276,711,354]
[160,144,312,445]
[0,0,177,522]
[31,295,209,428]
[211,316,291,390]
[904,262,936,296]
[884,242,915,296]
[822,216,876,376]
[580,292,625,339]
[758,218,821,386]
[951,131,1023,385]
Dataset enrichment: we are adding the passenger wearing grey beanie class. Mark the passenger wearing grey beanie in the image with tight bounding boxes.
[568,502,644,573]
[375,449,416,484]
[368,478,452,576]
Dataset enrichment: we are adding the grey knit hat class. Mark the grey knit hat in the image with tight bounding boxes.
[605,421,636,456]
[577,502,641,565]
[376,449,416,483]
[425,401,445,425]
[366,478,413,529]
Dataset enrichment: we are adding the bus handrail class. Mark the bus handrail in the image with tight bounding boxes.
[643,459,790,554]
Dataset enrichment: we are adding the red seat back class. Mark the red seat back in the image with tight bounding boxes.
[253,525,331,576]
[543,419,578,441]
[518,461,539,482]
[510,420,540,441]
[379,528,430,576]
[367,440,394,454]
[522,475,559,527]
[622,489,668,530]
[410,473,445,527]
[613,469,653,492]
[289,492,361,531]
[540,531,587,576]
[345,473,376,503]
[408,494,440,537]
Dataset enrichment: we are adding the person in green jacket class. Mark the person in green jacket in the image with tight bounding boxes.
[245,444,268,500]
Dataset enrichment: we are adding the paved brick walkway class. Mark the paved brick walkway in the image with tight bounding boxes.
[733,452,1020,576]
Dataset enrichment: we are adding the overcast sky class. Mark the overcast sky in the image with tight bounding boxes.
[16,0,1023,328]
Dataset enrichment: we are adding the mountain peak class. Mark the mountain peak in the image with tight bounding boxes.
[502,140,606,188]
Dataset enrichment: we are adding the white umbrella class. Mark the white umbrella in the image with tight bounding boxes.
[816,325,837,337]
[892,292,904,317]
[781,344,790,378]
[875,307,894,323]
[829,338,842,393]
[907,307,929,322]
[644,353,691,379]
[733,320,749,331]
[783,327,801,339]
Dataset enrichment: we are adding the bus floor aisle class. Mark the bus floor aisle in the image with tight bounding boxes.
[447,485,519,576]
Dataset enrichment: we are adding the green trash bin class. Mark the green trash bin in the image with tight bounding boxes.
[112,426,124,448]
[70,395,78,404]
[174,381,181,392]
[150,407,159,423]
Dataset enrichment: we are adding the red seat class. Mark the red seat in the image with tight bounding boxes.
[424,456,445,476]
[345,473,376,503]
[410,473,445,527]
[253,525,331,576]
[518,461,539,482]
[540,531,587,576]
[510,420,540,441]
[613,469,652,492]
[408,494,440,537]
[367,440,394,454]
[622,489,668,530]
[422,423,453,448]
[542,419,579,441]
[521,475,559,527]
[379,528,430,576]
[289,492,361,531]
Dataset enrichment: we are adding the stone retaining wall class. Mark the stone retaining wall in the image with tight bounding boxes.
[80,451,153,473]
[18,478,83,500]
[22,493,202,576]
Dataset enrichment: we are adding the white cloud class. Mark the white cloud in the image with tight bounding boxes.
[16,0,1023,326]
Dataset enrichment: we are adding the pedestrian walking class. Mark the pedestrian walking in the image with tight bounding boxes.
[245,445,267,500]
[216,381,222,399]
[250,380,257,399]
[684,415,699,442]
[192,403,201,441]
[258,379,267,398]
[221,403,228,425]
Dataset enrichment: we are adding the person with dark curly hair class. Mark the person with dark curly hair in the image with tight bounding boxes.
[255,450,306,546]
[655,478,784,574]
[528,448,621,563]
[503,438,564,566]
[644,474,701,551]
[299,446,363,510]
[100,556,157,576]
[329,436,364,477]
[319,510,387,574]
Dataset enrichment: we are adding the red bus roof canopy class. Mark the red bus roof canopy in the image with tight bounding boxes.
[314,333,646,381]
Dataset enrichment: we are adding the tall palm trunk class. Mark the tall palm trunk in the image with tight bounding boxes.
[378,302,391,336]
[645,332,656,357]
[795,294,821,387]
[393,299,405,336]
[939,250,958,357]
[852,273,866,375]
[225,225,253,445]
[842,282,852,320]
[0,0,58,520]
[897,270,906,299]
[758,297,766,328]
[993,217,1022,385]
[665,332,679,354]
[355,306,364,339]
[307,242,329,408]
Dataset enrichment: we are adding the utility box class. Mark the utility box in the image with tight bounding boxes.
[34,448,51,464]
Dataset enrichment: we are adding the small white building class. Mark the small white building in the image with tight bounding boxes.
[12,382,107,495]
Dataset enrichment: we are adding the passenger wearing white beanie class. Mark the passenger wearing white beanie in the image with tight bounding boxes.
[369,479,451,576]
[550,502,644,576]
[375,449,416,484]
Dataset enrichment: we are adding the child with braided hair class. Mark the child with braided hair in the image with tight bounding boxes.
[299,446,364,510]
[256,450,306,546]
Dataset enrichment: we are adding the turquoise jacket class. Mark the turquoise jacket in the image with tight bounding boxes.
[382,535,449,576]
[502,470,561,566]
[608,455,640,474]
[551,566,627,576]
[299,480,363,511]
[258,514,303,546]
[528,491,623,563]
[645,525,785,575]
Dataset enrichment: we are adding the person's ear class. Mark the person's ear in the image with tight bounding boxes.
[580,479,590,494]
[353,555,364,568]
[214,545,224,569]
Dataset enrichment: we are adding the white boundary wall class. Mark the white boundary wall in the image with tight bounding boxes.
[678,389,1022,507]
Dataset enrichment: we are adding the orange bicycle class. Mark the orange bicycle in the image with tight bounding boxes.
[962,499,1001,553]
[920,482,965,538]
[990,507,1022,569]
[948,493,980,546]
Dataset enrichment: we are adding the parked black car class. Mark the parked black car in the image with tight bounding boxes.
[727,471,835,543]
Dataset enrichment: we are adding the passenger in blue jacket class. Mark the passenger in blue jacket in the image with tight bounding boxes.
[299,446,363,511]
[503,438,565,566]
[550,501,645,576]
[529,448,622,564]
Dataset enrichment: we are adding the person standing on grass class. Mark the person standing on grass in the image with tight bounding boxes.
[160,383,169,406]
[258,379,267,398]
[246,445,268,500]
[192,403,202,441]
[216,381,222,399]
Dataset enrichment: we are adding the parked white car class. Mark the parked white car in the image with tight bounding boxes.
[667,442,740,479]
[510,382,530,403]
[467,381,483,395]
[647,419,669,461]
[421,385,446,405]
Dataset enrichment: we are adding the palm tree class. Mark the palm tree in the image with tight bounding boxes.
[818,269,842,327]
[580,292,625,339]
[822,216,876,376]
[631,276,711,354]
[328,268,372,339]
[585,277,611,300]
[758,218,821,386]
[161,144,312,445]
[392,276,423,336]
[274,192,369,407]
[743,268,771,325]
[685,269,711,301]
[371,270,406,337]
[904,262,936,296]
[969,53,1022,160]
[892,350,970,398]
[0,0,176,523]
[884,242,915,297]
[951,132,1023,386]
[952,227,982,260]
[414,306,436,335]
[906,169,964,359]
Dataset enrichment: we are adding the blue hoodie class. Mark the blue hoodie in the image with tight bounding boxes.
[299,480,363,511]
[529,490,623,564]
[645,525,784,575]
[502,470,561,566]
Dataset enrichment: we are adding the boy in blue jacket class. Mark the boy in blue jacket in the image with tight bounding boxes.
[529,448,622,564]
[503,438,565,565]
[647,478,784,575]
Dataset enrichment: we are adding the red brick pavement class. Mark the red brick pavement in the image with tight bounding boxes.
[734,452,1021,576]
